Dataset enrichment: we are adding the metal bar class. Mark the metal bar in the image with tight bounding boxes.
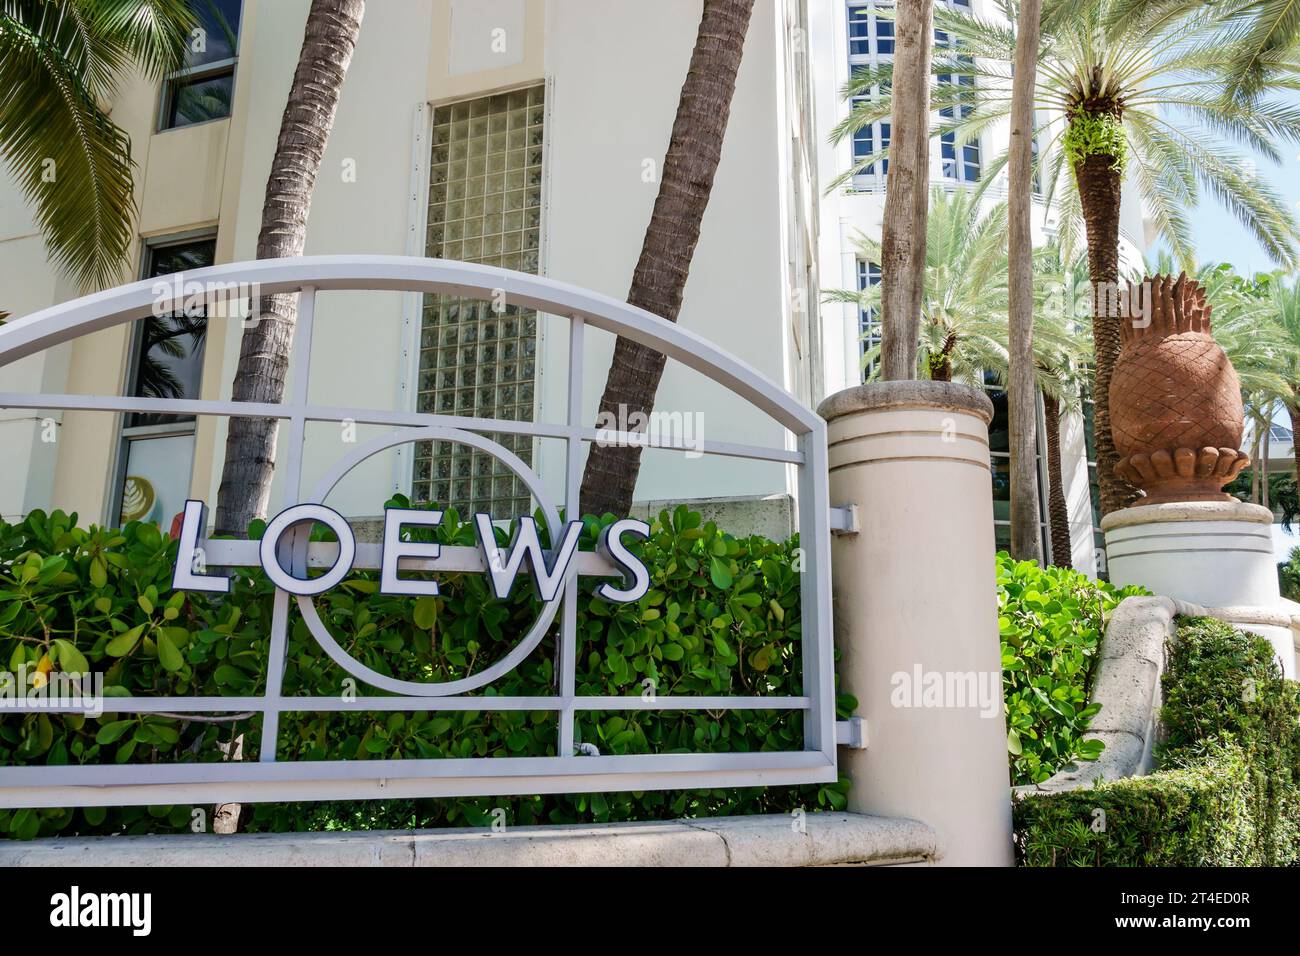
[0,257,826,433]
[0,749,832,786]
[836,716,867,749]
[257,589,291,763]
[0,695,809,715]
[558,316,584,756]
[829,503,860,535]
[0,753,837,810]
[798,426,838,762]
[201,539,623,574]
[278,286,316,509]
[0,393,803,464]
[258,287,317,763]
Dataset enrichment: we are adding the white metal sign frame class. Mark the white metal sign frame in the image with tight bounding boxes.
[0,256,835,808]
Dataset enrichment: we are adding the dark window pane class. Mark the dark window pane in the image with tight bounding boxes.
[994,523,1011,552]
[987,388,1009,453]
[164,72,235,128]
[126,239,216,427]
[185,0,242,68]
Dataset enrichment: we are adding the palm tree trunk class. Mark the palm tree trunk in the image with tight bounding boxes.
[1074,151,1138,517]
[214,0,365,535]
[578,0,756,518]
[879,0,933,382]
[1008,0,1042,563]
[1043,393,1073,569]
[1289,402,1300,492]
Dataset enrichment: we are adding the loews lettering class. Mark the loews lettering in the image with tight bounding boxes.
[171,500,651,604]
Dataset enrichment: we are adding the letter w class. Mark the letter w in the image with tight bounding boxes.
[475,515,583,602]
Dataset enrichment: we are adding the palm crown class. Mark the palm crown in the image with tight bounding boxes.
[0,0,197,289]
[833,0,1300,268]
[827,188,1083,385]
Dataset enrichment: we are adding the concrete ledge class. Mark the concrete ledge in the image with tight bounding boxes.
[1018,595,1191,794]
[1015,594,1291,797]
[0,812,939,867]
[816,381,994,425]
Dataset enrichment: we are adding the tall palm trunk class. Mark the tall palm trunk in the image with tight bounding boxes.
[1074,151,1138,517]
[879,0,933,382]
[214,0,365,535]
[1008,0,1042,562]
[1289,402,1300,494]
[579,0,755,518]
[1043,393,1073,569]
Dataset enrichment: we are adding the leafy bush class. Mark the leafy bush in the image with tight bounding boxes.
[0,502,853,840]
[1279,546,1300,603]
[997,555,1144,786]
[1014,616,1300,866]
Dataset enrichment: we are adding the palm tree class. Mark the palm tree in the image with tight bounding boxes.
[878,0,935,381]
[0,0,196,290]
[578,0,757,518]
[1267,275,1300,495]
[1107,0,1300,101]
[1034,242,1101,569]
[214,0,365,535]
[1008,0,1044,561]
[833,0,1300,517]
[830,197,1090,566]
[828,189,1015,383]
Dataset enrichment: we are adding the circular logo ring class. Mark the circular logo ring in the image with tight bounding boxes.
[290,425,566,697]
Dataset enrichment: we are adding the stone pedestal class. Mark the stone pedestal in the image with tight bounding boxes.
[1103,500,1297,678]
[819,381,1014,867]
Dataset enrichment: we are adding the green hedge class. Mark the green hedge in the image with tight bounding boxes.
[998,556,1144,786]
[0,502,853,840]
[2,503,1136,841]
[1014,616,1300,866]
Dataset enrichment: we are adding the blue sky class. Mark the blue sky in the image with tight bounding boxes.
[1179,87,1300,275]
[1191,153,1300,275]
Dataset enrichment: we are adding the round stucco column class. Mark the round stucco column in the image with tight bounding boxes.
[818,381,1013,867]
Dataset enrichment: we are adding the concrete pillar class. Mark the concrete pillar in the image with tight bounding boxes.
[1104,500,1297,678]
[818,381,1014,866]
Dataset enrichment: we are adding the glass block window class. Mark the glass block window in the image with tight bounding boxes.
[856,259,882,379]
[414,85,545,516]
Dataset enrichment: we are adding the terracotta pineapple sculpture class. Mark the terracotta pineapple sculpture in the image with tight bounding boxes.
[1109,272,1250,505]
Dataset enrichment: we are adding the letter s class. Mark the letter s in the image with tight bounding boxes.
[594,519,651,603]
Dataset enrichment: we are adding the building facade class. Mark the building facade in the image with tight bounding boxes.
[1,0,1147,573]
[0,0,819,535]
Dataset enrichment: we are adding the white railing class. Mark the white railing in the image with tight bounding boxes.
[0,256,836,808]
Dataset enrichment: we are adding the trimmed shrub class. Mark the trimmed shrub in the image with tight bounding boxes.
[998,556,1144,786]
[0,502,853,840]
[1014,616,1300,866]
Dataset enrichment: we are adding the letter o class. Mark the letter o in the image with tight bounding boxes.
[258,504,356,596]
